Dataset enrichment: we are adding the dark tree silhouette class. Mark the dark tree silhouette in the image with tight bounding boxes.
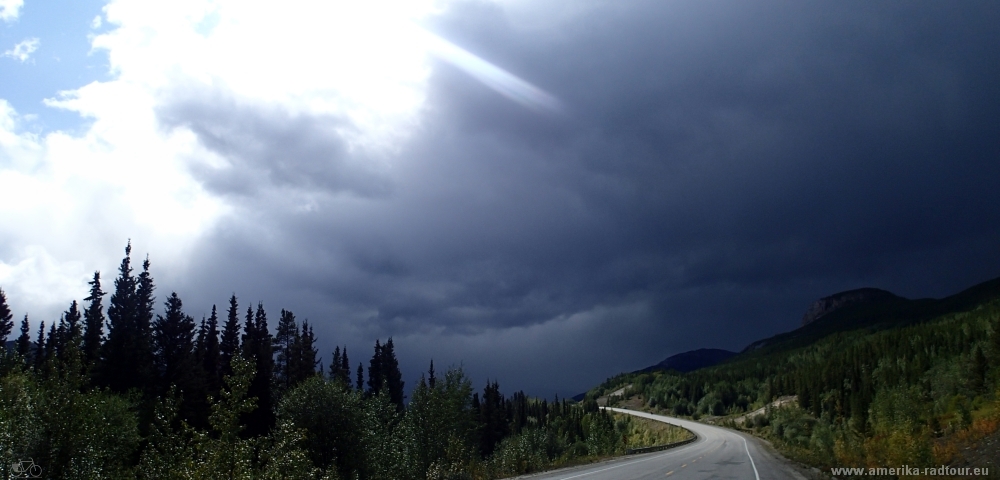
[201,304,221,397]
[0,287,12,342]
[382,338,405,411]
[153,292,207,426]
[82,271,106,371]
[275,308,299,392]
[219,294,241,378]
[367,339,383,396]
[294,319,318,384]
[97,242,156,397]
[33,320,45,371]
[16,314,31,360]
[356,362,364,391]
[241,302,275,437]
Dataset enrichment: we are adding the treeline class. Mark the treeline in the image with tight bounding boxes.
[0,242,636,479]
[595,298,1000,469]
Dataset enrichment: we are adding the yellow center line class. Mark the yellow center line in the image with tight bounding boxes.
[681,464,687,468]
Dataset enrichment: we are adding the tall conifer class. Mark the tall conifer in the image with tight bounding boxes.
[98,242,156,395]
[34,321,45,371]
[219,294,241,377]
[0,287,12,342]
[16,314,31,361]
[82,271,106,371]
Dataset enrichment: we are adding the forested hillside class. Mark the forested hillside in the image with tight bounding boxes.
[0,243,682,479]
[589,280,1000,471]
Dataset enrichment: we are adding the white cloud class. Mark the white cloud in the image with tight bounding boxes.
[91,15,102,29]
[0,0,454,320]
[3,37,39,62]
[0,0,22,23]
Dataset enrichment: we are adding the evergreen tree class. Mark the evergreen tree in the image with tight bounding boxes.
[82,271,106,371]
[295,320,318,384]
[134,255,157,394]
[34,320,45,371]
[202,305,222,398]
[63,300,82,343]
[356,362,364,391]
[382,337,405,411]
[153,292,208,428]
[331,346,342,381]
[971,345,987,394]
[478,380,509,457]
[152,293,197,394]
[368,339,384,396]
[241,302,275,437]
[57,300,84,379]
[44,321,58,373]
[97,242,156,396]
[16,314,31,360]
[340,346,349,383]
[428,359,436,389]
[219,294,241,377]
[0,287,12,342]
[241,305,255,359]
[275,309,299,391]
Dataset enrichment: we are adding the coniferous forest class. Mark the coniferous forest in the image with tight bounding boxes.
[592,282,1000,473]
[0,243,676,479]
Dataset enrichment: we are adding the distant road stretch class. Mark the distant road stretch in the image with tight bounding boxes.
[514,408,807,480]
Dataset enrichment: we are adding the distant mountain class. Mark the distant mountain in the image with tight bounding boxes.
[743,276,1000,355]
[798,288,898,327]
[636,348,737,374]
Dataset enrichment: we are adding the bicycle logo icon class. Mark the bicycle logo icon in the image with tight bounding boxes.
[11,458,42,478]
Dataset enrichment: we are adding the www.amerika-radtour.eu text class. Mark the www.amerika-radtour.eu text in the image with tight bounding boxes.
[830,466,988,477]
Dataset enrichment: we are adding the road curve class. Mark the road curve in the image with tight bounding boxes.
[512,407,808,480]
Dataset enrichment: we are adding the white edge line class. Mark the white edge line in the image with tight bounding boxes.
[742,435,761,480]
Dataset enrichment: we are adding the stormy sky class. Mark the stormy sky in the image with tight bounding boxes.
[2,0,999,399]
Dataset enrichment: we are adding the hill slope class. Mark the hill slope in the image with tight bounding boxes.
[635,348,737,373]
[742,276,1000,355]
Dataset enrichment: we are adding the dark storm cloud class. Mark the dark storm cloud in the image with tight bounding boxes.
[169,0,1000,398]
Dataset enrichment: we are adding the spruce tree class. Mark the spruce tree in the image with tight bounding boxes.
[0,287,12,342]
[331,346,342,381]
[44,321,58,373]
[134,255,157,394]
[98,242,156,396]
[153,292,197,395]
[82,271,106,371]
[382,337,405,411]
[242,302,275,437]
[153,292,207,427]
[58,300,84,379]
[428,359,436,389]
[219,294,241,377]
[203,305,221,398]
[241,306,255,359]
[295,319,317,384]
[34,320,45,371]
[368,339,383,396]
[340,346,349,384]
[971,345,987,393]
[275,308,299,391]
[16,314,31,361]
[356,362,364,391]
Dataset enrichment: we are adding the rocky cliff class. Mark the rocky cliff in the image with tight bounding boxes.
[800,287,897,327]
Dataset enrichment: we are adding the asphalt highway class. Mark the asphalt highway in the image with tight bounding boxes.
[512,407,809,480]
